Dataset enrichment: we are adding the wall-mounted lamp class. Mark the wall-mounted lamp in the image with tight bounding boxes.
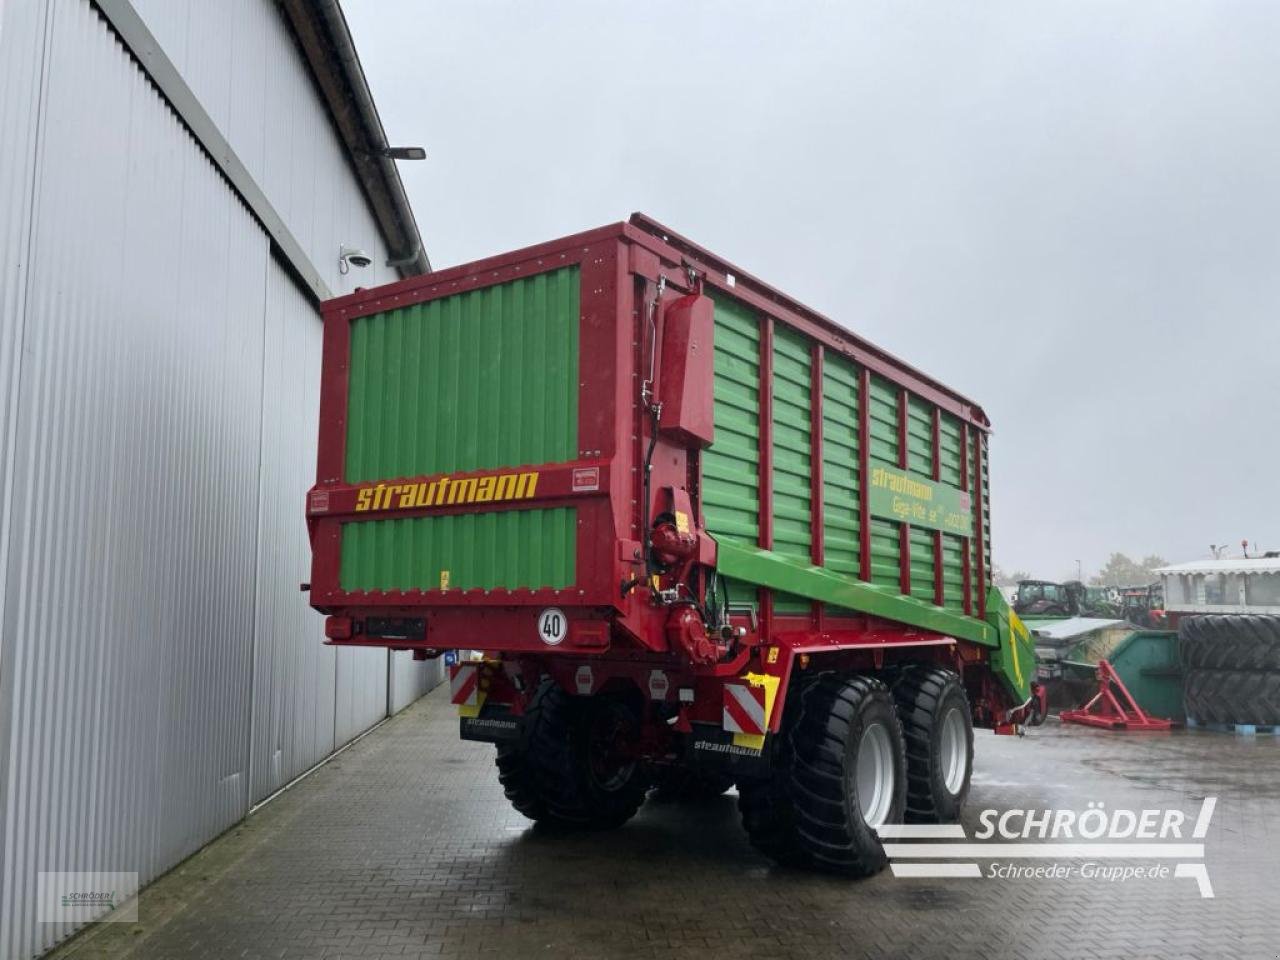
[381,146,426,161]
[339,244,372,275]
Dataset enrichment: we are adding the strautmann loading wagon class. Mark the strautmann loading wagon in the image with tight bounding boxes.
[306,215,1043,875]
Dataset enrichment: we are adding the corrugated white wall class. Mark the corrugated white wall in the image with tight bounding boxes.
[0,3,440,957]
[129,0,396,299]
[251,266,442,799]
[391,650,447,715]
[252,260,338,802]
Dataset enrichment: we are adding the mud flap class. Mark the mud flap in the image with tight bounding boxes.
[685,723,772,778]
[459,704,521,744]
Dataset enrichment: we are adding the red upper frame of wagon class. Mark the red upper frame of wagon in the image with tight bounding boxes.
[319,213,990,432]
[308,214,992,628]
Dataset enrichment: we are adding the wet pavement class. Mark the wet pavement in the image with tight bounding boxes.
[50,684,1280,960]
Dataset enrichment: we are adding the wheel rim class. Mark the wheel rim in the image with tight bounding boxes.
[586,705,636,793]
[855,721,895,828]
[940,706,968,796]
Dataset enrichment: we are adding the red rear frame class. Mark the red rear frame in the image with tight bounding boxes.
[307,215,994,667]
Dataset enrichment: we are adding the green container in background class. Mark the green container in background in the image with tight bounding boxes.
[1108,631,1183,720]
[1063,630,1183,720]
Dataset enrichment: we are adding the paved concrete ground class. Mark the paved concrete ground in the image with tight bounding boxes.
[52,685,1280,960]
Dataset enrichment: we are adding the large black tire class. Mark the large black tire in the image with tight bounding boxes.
[1184,669,1280,725]
[1179,615,1280,672]
[495,681,649,829]
[891,667,974,823]
[738,673,906,876]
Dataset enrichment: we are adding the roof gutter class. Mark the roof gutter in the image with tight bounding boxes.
[278,0,430,276]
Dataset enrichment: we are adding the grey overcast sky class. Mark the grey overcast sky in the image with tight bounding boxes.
[343,1,1280,580]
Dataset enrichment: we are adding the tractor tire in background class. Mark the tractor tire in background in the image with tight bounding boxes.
[738,673,906,876]
[1184,668,1280,726]
[496,681,649,829]
[891,666,974,823]
[1179,615,1280,672]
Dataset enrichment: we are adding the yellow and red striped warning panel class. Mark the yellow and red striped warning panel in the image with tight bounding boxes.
[722,673,780,751]
[450,661,488,718]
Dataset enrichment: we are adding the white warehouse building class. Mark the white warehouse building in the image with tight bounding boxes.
[0,2,439,956]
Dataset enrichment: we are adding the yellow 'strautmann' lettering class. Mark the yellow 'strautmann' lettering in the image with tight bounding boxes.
[871,466,933,502]
[353,470,541,513]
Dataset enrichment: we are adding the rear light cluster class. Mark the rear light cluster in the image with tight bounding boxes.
[323,617,426,640]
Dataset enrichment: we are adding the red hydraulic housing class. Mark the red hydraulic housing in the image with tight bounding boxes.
[656,292,715,448]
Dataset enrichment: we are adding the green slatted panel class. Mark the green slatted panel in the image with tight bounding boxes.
[942,534,966,612]
[906,396,934,476]
[939,413,966,611]
[821,353,860,578]
[341,267,579,592]
[981,433,992,594]
[771,327,812,615]
[868,519,900,588]
[939,413,963,487]
[969,432,992,610]
[969,436,980,611]
[703,295,760,543]
[821,353,861,619]
[340,507,576,592]
[703,294,761,611]
[345,266,579,482]
[905,396,935,600]
[867,375,899,465]
[909,526,935,602]
[867,376,901,588]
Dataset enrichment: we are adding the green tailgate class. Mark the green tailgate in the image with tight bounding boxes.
[340,267,580,592]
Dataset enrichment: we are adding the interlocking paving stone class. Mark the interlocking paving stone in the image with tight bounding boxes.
[46,684,1280,960]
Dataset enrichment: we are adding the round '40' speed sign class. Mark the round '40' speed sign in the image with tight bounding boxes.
[537,608,567,645]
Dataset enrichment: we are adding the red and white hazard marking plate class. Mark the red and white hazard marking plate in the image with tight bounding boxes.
[722,682,767,735]
[450,662,481,707]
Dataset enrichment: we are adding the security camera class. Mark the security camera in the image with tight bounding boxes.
[339,245,372,273]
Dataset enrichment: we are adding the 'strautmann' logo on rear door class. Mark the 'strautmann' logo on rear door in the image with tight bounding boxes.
[354,470,539,512]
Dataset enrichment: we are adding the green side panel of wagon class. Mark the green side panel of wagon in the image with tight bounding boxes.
[771,326,812,614]
[697,292,1026,702]
[339,267,580,592]
[702,293,762,611]
[866,376,902,589]
[821,352,861,618]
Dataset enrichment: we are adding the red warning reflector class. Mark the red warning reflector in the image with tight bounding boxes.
[647,670,670,701]
[571,466,600,492]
